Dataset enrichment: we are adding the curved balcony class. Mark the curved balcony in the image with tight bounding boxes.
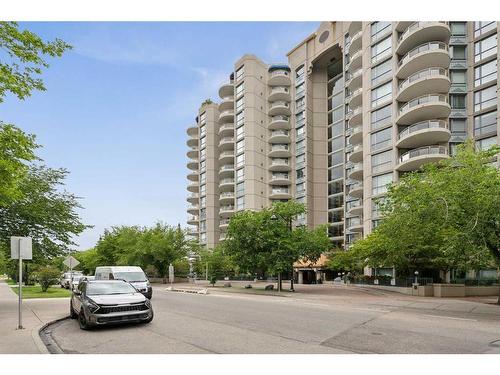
[269,144,291,158]
[187,216,198,225]
[187,126,198,137]
[348,162,364,180]
[218,82,233,99]
[219,218,230,229]
[346,49,363,72]
[218,123,234,137]
[348,21,362,36]
[348,144,363,163]
[219,205,235,218]
[269,188,291,200]
[187,182,199,193]
[187,193,199,204]
[349,30,363,53]
[397,22,450,56]
[397,145,449,171]
[219,150,234,163]
[347,87,363,109]
[396,120,450,148]
[269,173,291,185]
[396,94,450,125]
[219,109,234,123]
[186,147,199,160]
[218,164,235,177]
[349,182,363,199]
[219,178,235,191]
[218,96,234,112]
[269,129,290,144]
[397,42,450,79]
[269,101,291,116]
[347,217,364,233]
[268,87,291,101]
[395,21,414,32]
[397,67,450,102]
[347,106,363,128]
[187,160,198,171]
[187,204,199,215]
[186,137,198,148]
[348,125,363,145]
[187,171,198,182]
[269,158,291,172]
[269,115,290,130]
[268,69,291,86]
[347,200,363,216]
[218,136,235,150]
[346,68,362,91]
[219,192,235,204]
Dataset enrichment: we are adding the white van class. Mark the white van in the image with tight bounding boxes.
[94,266,152,299]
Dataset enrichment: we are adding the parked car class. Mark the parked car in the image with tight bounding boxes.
[70,274,85,291]
[60,271,83,289]
[70,279,153,330]
[94,266,152,299]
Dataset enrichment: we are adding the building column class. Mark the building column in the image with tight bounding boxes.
[298,271,304,284]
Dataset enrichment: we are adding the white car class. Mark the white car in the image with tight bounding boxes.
[60,271,83,289]
[70,274,85,290]
[94,266,152,299]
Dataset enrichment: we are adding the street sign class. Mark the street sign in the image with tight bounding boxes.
[63,255,80,269]
[10,236,32,260]
[168,263,174,284]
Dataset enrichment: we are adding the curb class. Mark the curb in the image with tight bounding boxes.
[33,314,69,354]
[165,287,208,294]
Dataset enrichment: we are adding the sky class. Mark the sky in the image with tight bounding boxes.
[0,22,319,250]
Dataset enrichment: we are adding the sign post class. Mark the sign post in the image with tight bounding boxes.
[11,237,32,330]
[168,263,174,287]
[63,255,80,271]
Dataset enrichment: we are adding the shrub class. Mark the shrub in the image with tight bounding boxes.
[209,275,217,286]
[35,266,60,292]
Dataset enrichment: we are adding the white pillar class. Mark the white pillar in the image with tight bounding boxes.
[298,271,304,284]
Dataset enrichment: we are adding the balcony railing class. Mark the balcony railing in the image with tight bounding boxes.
[220,192,234,198]
[399,94,448,115]
[270,115,289,123]
[219,151,234,159]
[398,42,448,68]
[345,68,362,83]
[398,120,448,139]
[219,178,234,185]
[270,70,290,77]
[271,173,289,180]
[270,130,289,137]
[219,137,234,145]
[271,188,290,194]
[399,145,448,163]
[399,67,448,91]
[270,87,290,95]
[219,165,235,173]
[271,144,290,151]
[270,101,290,109]
[219,219,230,226]
[398,21,448,42]
[271,158,289,166]
[220,205,235,212]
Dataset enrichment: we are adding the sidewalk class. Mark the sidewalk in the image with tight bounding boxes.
[0,280,69,354]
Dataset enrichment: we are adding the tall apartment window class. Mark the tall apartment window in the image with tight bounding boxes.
[450,45,466,60]
[236,168,244,182]
[474,21,496,38]
[199,112,206,124]
[372,173,393,196]
[296,168,305,180]
[371,36,392,64]
[236,153,245,168]
[371,21,391,43]
[296,65,305,79]
[450,119,467,136]
[477,136,497,150]
[236,110,245,126]
[371,81,392,108]
[330,150,342,166]
[200,233,206,242]
[330,136,343,152]
[200,125,206,137]
[450,22,466,36]
[236,182,244,195]
[236,139,244,154]
[200,160,206,172]
[450,94,466,109]
[296,97,305,111]
[449,142,461,156]
[200,221,206,232]
[296,82,305,97]
[371,104,392,131]
[371,150,393,174]
[200,184,206,196]
[236,196,245,210]
[295,111,305,125]
[296,126,305,138]
[235,65,244,81]
[200,136,206,148]
[296,139,305,153]
[474,60,497,87]
[329,180,343,195]
[296,154,305,168]
[474,34,497,62]
[236,97,244,111]
[329,166,343,180]
[329,122,343,139]
[200,148,206,159]
[371,127,392,151]
[235,82,244,97]
[474,85,497,111]
[236,125,244,140]
[450,70,466,85]
[474,111,497,136]
[371,59,392,87]
[200,172,206,184]
[200,196,206,208]
[296,182,305,193]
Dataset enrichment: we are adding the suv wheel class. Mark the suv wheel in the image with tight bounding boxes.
[69,300,77,319]
[144,310,154,324]
[78,310,90,330]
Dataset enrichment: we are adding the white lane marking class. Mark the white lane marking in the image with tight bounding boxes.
[354,307,391,313]
[422,314,477,322]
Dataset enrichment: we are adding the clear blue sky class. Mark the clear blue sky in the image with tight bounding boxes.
[0,22,318,250]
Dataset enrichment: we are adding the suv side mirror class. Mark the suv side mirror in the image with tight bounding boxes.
[74,289,82,295]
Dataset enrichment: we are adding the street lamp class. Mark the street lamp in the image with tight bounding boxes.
[270,213,294,292]
[414,270,419,285]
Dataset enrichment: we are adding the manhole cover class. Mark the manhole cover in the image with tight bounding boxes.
[490,340,500,347]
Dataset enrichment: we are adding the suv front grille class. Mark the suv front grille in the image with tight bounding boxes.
[98,303,148,314]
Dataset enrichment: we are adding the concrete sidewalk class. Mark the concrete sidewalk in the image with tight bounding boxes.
[0,280,69,354]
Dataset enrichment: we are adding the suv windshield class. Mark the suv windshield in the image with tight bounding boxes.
[113,272,147,282]
[86,282,137,295]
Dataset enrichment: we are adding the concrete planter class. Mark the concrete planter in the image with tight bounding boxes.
[433,283,466,298]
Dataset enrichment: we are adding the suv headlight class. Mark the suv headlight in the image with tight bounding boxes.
[86,299,100,313]
[144,299,151,308]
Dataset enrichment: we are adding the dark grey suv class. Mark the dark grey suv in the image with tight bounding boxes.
[70,279,153,330]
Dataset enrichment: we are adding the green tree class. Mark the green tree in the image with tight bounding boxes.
[196,245,236,280]
[74,248,100,275]
[0,21,71,103]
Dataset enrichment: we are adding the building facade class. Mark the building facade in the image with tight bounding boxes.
[186,21,500,281]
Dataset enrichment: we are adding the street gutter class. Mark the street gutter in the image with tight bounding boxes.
[34,314,69,354]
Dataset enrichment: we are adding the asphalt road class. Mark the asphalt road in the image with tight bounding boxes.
[44,284,500,354]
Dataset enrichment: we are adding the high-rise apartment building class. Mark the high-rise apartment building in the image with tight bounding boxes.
[186,22,500,282]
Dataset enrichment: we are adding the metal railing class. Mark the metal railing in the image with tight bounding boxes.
[346,68,362,83]
[220,205,235,212]
[219,192,234,198]
[270,130,289,137]
[219,137,234,145]
[219,178,235,185]
[271,188,290,194]
[398,42,448,68]
[399,94,448,115]
[398,21,448,42]
[270,69,290,77]
[271,173,289,180]
[399,67,448,91]
[271,158,289,166]
[270,115,289,123]
[398,120,448,140]
[219,110,234,118]
[271,144,290,151]
[270,87,290,95]
[270,100,290,109]
[399,145,448,164]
